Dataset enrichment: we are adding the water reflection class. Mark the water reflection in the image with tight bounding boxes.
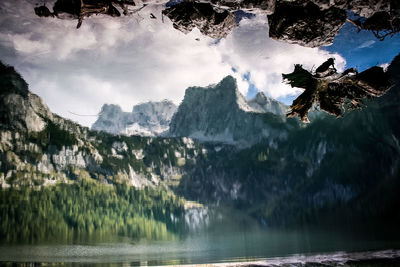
[1,207,400,265]
[0,1,400,266]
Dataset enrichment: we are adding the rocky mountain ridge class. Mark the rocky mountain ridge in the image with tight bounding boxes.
[169,76,291,146]
[0,61,204,190]
[1,55,400,228]
[92,100,177,137]
[247,91,288,115]
[92,75,289,147]
[34,0,400,47]
[176,53,400,226]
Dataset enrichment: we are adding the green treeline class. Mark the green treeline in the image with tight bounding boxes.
[0,181,185,244]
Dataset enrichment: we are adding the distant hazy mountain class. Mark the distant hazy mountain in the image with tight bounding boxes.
[92,100,177,136]
[169,76,291,146]
[247,91,288,115]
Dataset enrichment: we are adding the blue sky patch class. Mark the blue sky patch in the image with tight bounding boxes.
[323,22,400,71]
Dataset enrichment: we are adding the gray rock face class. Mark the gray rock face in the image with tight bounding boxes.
[91,104,127,135]
[347,0,391,18]
[52,145,87,170]
[239,0,276,13]
[0,63,52,133]
[267,0,400,47]
[268,1,347,47]
[34,0,400,47]
[162,2,237,39]
[169,76,290,146]
[163,0,399,45]
[277,0,347,10]
[0,60,203,189]
[92,100,177,136]
[209,0,276,14]
[247,92,288,115]
[162,0,399,45]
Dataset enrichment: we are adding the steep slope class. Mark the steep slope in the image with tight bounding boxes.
[0,62,202,189]
[92,100,177,136]
[91,104,127,134]
[0,62,192,242]
[2,57,400,233]
[247,92,288,115]
[169,76,293,146]
[176,54,400,227]
[162,1,237,39]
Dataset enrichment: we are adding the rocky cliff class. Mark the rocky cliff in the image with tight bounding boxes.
[247,91,288,115]
[2,56,400,227]
[267,1,347,47]
[162,1,237,39]
[169,76,292,147]
[267,0,399,47]
[176,53,400,226]
[34,0,399,46]
[92,100,177,136]
[0,61,202,189]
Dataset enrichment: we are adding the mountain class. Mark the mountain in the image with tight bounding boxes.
[0,61,202,189]
[0,62,204,242]
[1,55,400,235]
[34,0,399,49]
[162,1,237,39]
[247,91,288,115]
[169,76,292,147]
[177,54,400,227]
[92,77,289,147]
[92,100,177,136]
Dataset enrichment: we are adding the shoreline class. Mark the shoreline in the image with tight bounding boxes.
[1,249,400,266]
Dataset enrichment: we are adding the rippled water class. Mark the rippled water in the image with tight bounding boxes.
[1,218,400,265]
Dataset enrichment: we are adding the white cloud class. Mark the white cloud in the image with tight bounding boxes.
[12,33,51,54]
[0,0,234,126]
[0,1,345,127]
[216,15,346,99]
[379,62,390,71]
[357,40,376,49]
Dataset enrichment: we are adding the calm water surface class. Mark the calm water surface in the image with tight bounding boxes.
[1,215,399,265]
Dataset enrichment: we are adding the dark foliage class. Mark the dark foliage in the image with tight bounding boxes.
[0,181,185,243]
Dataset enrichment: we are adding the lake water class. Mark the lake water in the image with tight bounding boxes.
[1,212,400,266]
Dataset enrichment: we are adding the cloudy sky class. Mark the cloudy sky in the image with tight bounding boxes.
[0,0,399,127]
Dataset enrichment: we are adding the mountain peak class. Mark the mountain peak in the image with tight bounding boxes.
[184,76,239,109]
[0,61,52,132]
[254,91,267,101]
[169,76,290,146]
[0,61,29,98]
[132,100,176,113]
[248,91,288,115]
[219,75,236,86]
[92,101,177,136]
[213,76,238,96]
[100,104,123,115]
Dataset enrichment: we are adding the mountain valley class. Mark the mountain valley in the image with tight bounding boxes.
[1,54,400,242]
